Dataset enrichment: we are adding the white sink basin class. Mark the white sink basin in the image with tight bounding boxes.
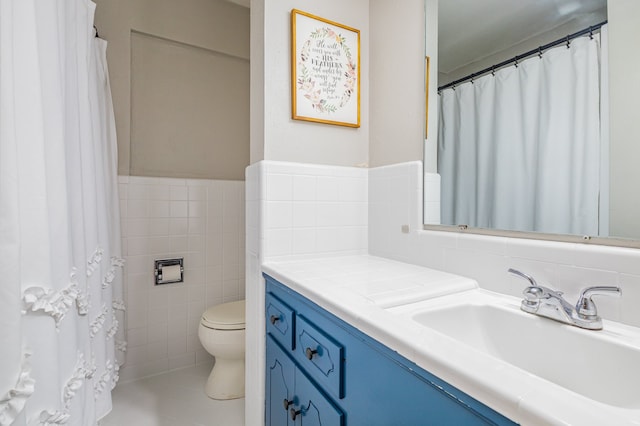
[388,290,640,409]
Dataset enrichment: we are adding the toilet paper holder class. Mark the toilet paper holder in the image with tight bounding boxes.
[154,258,184,285]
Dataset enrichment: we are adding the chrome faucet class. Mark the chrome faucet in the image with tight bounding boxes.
[507,268,621,330]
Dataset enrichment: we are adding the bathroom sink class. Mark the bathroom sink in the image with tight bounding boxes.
[387,290,640,409]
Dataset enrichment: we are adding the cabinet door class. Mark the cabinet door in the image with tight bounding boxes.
[293,368,344,426]
[266,339,295,426]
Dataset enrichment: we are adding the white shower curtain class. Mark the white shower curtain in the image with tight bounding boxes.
[0,1,125,425]
[438,33,605,235]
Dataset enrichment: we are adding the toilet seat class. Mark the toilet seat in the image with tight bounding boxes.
[201,300,245,330]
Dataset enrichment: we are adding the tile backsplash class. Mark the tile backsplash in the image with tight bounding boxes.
[119,175,245,382]
[259,161,369,260]
[423,172,441,225]
[368,162,640,328]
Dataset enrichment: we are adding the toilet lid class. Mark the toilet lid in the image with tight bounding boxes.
[201,300,245,330]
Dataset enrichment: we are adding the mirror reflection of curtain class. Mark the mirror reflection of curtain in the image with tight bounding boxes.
[438,31,607,235]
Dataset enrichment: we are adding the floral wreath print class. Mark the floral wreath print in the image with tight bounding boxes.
[297,27,357,114]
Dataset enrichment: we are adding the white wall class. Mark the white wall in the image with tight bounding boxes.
[369,0,425,167]
[609,0,640,239]
[119,176,245,382]
[251,0,431,168]
[251,0,370,167]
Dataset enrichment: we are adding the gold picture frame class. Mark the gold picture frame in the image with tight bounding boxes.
[291,9,361,128]
[425,56,430,139]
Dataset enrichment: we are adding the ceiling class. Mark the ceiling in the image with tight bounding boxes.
[224,0,607,81]
[439,0,607,76]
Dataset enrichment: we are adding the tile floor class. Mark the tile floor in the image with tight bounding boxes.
[100,363,245,426]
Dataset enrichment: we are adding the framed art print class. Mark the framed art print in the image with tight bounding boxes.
[291,9,361,127]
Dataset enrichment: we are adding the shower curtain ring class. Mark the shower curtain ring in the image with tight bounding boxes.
[566,35,571,48]
[589,26,594,39]
[538,47,543,59]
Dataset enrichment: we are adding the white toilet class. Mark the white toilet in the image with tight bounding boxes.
[198,300,246,400]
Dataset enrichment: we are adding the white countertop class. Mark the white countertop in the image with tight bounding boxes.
[263,255,640,426]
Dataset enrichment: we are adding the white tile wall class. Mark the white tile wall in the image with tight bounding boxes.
[423,172,441,224]
[260,161,368,260]
[368,162,640,328]
[244,162,264,426]
[369,162,422,261]
[118,175,245,382]
[244,161,368,426]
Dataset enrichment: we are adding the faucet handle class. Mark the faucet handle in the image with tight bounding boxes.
[576,286,622,320]
[508,268,537,287]
[508,268,559,300]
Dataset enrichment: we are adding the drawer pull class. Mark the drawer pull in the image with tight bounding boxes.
[305,347,318,360]
[290,407,301,421]
[283,398,294,410]
[270,315,280,325]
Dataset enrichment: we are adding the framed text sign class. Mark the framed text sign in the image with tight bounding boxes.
[291,9,361,128]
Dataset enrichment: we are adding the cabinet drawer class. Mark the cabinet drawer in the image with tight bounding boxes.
[294,315,344,399]
[266,293,295,350]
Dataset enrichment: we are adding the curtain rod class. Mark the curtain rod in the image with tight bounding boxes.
[438,20,607,91]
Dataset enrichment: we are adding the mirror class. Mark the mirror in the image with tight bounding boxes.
[425,0,640,244]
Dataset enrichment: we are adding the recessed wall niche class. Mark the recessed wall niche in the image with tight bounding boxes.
[130,31,249,180]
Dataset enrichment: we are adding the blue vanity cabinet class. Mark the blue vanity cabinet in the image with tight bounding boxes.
[266,336,295,426]
[264,274,518,426]
[267,335,344,425]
